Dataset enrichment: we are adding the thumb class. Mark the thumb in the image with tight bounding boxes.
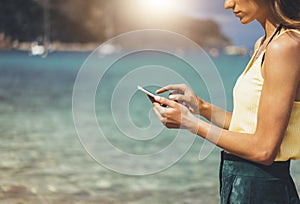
[154,96,177,108]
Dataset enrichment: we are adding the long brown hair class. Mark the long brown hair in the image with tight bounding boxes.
[271,0,300,29]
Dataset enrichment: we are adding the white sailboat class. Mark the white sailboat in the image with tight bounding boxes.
[30,0,49,57]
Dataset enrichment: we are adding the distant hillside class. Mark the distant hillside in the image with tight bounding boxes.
[0,0,230,49]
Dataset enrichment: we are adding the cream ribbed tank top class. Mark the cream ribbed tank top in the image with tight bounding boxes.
[229,29,300,161]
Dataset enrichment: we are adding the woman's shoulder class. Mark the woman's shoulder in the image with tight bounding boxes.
[268,29,300,54]
[265,29,300,62]
[263,29,300,78]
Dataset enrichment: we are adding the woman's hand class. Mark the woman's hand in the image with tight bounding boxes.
[156,84,201,114]
[156,84,232,129]
[152,96,198,132]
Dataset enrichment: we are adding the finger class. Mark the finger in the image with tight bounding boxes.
[153,105,167,116]
[156,84,186,94]
[153,101,168,108]
[168,94,187,102]
[153,107,177,128]
[153,107,164,120]
[165,123,180,129]
[153,107,168,124]
[154,96,178,108]
[169,89,183,95]
[168,92,182,101]
[152,102,161,107]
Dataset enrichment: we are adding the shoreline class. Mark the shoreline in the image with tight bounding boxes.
[0,41,250,56]
[4,41,100,52]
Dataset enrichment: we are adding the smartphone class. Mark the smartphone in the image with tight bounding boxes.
[137,86,168,107]
[137,85,157,103]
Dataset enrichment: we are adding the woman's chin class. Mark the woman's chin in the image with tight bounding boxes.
[239,18,252,25]
[237,16,256,25]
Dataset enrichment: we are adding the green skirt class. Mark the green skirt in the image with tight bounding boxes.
[219,151,300,204]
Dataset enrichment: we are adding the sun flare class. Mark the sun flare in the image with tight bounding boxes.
[139,0,176,14]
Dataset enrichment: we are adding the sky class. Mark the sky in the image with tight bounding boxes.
[179,0,265,49]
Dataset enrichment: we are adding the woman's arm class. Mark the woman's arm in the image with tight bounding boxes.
[153,34,300,165]
[197,98,232,130]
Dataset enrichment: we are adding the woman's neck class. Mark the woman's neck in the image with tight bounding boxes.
[254,16,282,56]
[264,20,281,39]
[257,11,281,39]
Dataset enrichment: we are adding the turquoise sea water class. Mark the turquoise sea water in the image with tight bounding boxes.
[1,51,300,203]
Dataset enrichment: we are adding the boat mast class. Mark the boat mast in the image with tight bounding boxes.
[43,0,50,47]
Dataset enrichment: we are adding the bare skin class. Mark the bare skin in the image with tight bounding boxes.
[153,0,300,165]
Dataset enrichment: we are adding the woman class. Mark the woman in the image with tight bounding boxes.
[152,0,300,203]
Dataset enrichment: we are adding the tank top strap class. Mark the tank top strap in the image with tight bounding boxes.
[261,28,300,67]
[265,24,284,47]
[273,29,300,41]
[260,24,283,66]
